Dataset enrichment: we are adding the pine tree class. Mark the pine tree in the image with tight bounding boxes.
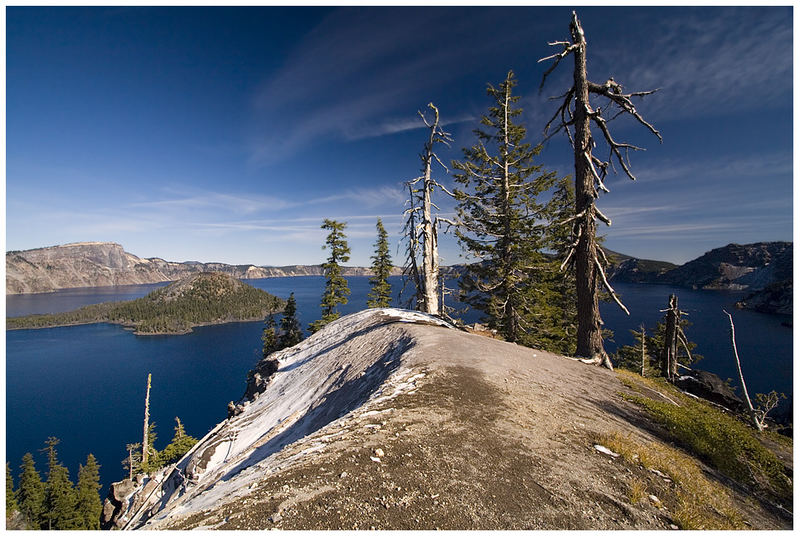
[75,454,102,530]
[278,293,303,348]
[122,443,141,480]
[42,437,79,530]
[309,219,351,333]
[17,453,45,529]
[7,461,19,514]
[367,218,393,308]
[453,70,558,345]
[535,177,578,355]
[261,314,279,358]
[158,417,199,467]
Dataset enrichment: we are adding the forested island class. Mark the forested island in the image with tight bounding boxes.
[6,272,284,335]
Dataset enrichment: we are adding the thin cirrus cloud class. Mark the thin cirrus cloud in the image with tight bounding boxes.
[594,8,792,121]
[248,7,542,164]
[604,151,792,189]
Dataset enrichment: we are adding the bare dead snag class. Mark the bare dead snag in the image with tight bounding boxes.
[142,372,152,467]
[540,11,661,369]
[723,310,762,431]
[403,103,453,315]
[640,324,647,377]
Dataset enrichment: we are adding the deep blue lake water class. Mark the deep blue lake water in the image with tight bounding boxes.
[6,276,792,496]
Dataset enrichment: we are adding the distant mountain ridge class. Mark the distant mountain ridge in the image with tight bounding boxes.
[5,242,403,294]
[6,242,792,314]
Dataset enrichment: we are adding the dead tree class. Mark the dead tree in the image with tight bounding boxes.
[142,373,152,467]
[723,310,762,431]
[402,102,454,315]
[540,11,661,368]
[659,295,692,381]
[639,323,647,377]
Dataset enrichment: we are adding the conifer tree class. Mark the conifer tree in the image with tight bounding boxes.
[309,219,351,333]
[75,454,102,530]
[453,70,559,345]
[122,443,141,480]
[367,218,393,308]
[17,453,45,529]
[278,293,303,348]
[158,417,198,467]
[261,314,279,358]
[7,462,19,514]
[533,177,579,354]
[42,437,79,530]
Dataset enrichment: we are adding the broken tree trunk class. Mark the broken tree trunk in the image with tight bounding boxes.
[640,324,646,377]
[404,103,452,316]
[539,11,660,369]
[142,373,152,467]
[723,310,762,431]
[660,295,679,381]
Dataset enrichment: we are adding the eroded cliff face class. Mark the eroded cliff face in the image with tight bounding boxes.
[6,242,402,294]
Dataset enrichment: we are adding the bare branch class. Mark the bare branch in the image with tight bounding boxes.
[594,255,629,315]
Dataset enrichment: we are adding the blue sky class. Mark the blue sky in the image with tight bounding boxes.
[6,6,793,266]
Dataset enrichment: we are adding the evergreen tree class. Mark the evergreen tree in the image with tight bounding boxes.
[367,218,393,308]
[75,454,102,530]
[533,176,579,355]
[122,443,141,480]
[261,314,279,358]
[17,453,45,529]
[453,70,559,345]
[42,437,79,530]
[7,461,19,514]
[278,293,303,348]
[309,219,351,333]
[158,417,199,467]
[614,319,702,374]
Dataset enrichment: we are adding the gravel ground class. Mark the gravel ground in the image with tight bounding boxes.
[140,320,790,530]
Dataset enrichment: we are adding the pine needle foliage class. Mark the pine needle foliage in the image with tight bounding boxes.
[42,437,79,530]
[158,417,199,467]
[17,453,45,528]
[6,462,18,514]
[367,218,393,308]
[261,314,279,358]
[278,293,304,348]
[309,219,351,333]
[452,70,560,346]
[75,454,102,530]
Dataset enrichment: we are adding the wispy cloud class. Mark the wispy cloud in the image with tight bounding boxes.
[247,7,546,163]
[589,8,792,121]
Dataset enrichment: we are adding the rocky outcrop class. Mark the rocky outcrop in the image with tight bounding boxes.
[674,369,744,413]
[101,476,148,530]
[6,242,403,294]
[735,279,793,315]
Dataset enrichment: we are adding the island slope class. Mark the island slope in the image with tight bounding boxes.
[6,272,284,335]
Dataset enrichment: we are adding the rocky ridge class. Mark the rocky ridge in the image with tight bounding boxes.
[101,308,790,530]
[6,242,402,294]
